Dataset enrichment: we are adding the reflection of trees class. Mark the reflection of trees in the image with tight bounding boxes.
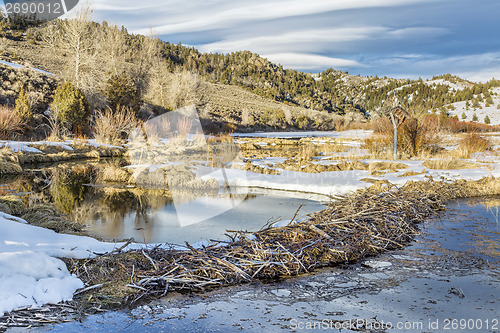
[49,167,93,214]
[69,187,173,240]
[0,175,30,196]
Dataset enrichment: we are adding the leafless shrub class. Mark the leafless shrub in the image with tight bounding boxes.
[93,107,138,144]
[0,104,24,139]
[45,112,70,141]
[176,116,192,136]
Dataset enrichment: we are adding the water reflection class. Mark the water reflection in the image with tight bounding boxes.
[1,165,325,244]
[427,196,500,261]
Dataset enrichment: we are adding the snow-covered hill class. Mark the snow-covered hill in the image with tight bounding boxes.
[447,87,500,125]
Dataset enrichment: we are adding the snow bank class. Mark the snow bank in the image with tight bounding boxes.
[233,130,372,139]
[0,252,83,316]
[0,213,133,316]
[0,139,123,153]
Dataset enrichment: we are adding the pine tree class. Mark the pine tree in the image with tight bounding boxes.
[484,115,491,124]
[51,82,90,134]
[14,86,32,124]
[104,73,141,113]
[461,112,466,120]
[472,113,478,122]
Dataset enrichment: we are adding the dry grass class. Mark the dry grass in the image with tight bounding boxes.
[369,161,409,172]
[456,133,491,158]
[94,107,138,144]
[0,149,23,175]
[363,135,392,158]
[296,143,323,160]
[96,163,132,183]
[398,170,427,177]
[0,196,85,234]
[422,159,482,170]
[0,104,24,139]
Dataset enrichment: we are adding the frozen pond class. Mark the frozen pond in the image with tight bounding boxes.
[0,171,327,245]
[27,196,499,332]
[81,187,327,244]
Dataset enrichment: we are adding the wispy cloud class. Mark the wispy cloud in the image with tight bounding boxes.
[198,27,388,55]
[120,0,431,35]
[263,53,364,71]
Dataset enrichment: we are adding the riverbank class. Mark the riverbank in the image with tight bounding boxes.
[55,178,500,315]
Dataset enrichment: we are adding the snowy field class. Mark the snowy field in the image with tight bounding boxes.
[446,87,500,125]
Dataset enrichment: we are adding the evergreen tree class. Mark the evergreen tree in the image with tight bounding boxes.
[484,115,491,124]
[14,86,32,124]
[472,113,478,122]
[104,73,142,113]
[51,82,90,134]
[461,112,466,120]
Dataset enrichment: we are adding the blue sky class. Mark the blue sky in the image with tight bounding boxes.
[83,0,499,81]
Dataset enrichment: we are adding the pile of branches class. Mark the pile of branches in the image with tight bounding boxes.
[0,303,77,331]
[66,177,500,310]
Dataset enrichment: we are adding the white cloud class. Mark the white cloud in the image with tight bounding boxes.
[198,27,388,54]
[262,53,364,71]
[387,27,449,39]
[128,0,430,35]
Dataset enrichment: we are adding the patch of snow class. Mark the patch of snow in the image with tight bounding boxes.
[0,213,144,315]
[0,60,54,76]
[84,139,123,149]
[0,60,24,70]
[0,139,124,154]
[424,79,468,91]
[233,130,373,140]
[363,260,392,269]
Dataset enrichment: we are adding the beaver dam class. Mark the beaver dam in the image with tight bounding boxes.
[58,177,498,310]
[39,194,498,333]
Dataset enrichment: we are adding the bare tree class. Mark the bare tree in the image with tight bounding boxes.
[42,1,101,105]
[146,58,171,108]
[96,24,127,76]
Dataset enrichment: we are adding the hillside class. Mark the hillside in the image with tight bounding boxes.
[1,16,499,130]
